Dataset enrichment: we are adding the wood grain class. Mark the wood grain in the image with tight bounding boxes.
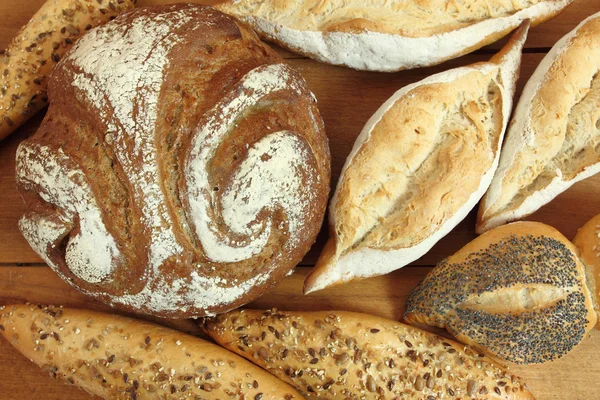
[3,52,600,265]
[1,0,599,50]
[1,0,600,399]
[0,267,599,400]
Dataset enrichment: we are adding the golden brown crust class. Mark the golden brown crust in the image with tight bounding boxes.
[217,0,569,71]
[0,0,136,141]
[202,309,534,399]
[218,0,564,37]
[478,12,600,233]
[17,5,330,318]
[303,24,528,295]
[404,222,598,364]
[0,304,304,399]
[572,213,600,327]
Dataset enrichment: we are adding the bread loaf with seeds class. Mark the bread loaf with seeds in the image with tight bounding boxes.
[404,221,597,364]
[216,0,570,72]
[201,309,534,399]
[477,11,600,233]
[572,214,600,327]
[0,0,136,141]
[0,304,304,399]
[16,4,330,318]
[304,23,528,294]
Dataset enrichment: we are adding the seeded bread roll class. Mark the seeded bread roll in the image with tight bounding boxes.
[0,0,136,141]
[404,222,597,364]
[16,4,330,318]
[477,11,600,233]
[572,214,600,326]
[201,309,534,399]
[216,0,570,72]
[304,23,528,294]
[0,304,304,400]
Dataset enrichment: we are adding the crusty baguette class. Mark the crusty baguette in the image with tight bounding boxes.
[0,0,135,141]
[0,304,304,399]
[572,213,600,327]
[404,221,597,364]
[303,23,529,294]
[201,309,534,399]
[216,0,570,72]
[477,11,600,233]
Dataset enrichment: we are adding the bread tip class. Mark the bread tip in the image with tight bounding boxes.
[302,270,328,295]
[491,19,530,67]
[303,236,340,294]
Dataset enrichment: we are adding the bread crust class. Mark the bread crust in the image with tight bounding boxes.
[304,24,528,294]
[202,309,534,399]
[0,0,136,141]
[16,4,331,318]
[0,304,304,399]
[217,0,570,71]
[572,213,600,326]
[404,221,598,364]
[478,11,600,233]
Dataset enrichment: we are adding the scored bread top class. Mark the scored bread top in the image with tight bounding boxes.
[0,304,304,399]
[16,4,330,318]
[404,221,597,364]
[304,23,528,294]
[217,0,570,71]
[202,309,534,399]
[478,11,600,233]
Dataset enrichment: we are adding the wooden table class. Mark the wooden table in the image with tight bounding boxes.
[1,1,600,399]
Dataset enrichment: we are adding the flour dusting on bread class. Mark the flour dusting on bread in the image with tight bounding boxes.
[16,5,331,317]
[17,143,120,283]
[70,8,192,269]
[186,64,318,263]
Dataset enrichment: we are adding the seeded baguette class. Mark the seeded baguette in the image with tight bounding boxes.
[201,309,534,399]
[0,304,304,400]
[572,214,600,327]
[0,0,136,141]
[404,222,597,364]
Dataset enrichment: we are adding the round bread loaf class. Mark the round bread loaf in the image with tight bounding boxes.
[15,4,330,318]
[404,221,597,364]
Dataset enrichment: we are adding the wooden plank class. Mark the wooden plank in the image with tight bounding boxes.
[2,52,600,265]
[1,1,600,399]
[0,266,599,400]
[0,0,597,50]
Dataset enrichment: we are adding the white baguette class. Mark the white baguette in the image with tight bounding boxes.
[216,0,570,72]
[478,11,600,233]
[304,24,528,294]
[0,304,304,399]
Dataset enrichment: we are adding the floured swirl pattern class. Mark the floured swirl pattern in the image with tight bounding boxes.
[16,5,329,317]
